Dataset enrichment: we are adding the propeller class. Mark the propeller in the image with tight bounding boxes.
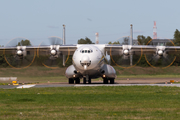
[110,44,143,69]
[37,36,69,69]
[3,37,36,69]
[144,39,176,69]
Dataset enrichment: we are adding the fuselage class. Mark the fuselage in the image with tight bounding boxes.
[65,44,116,80]
[72,45,104,78]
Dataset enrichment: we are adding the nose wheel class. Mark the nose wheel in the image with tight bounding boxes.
[83,76,91,84]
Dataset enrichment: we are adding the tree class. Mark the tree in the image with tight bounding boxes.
[122,37,129,45]
[108,41,120,44]
[173,29,180,46]
[17,39,31,46]
[0,54,8,67]
[78,37,94,44]
[137,35,152,45]
[133,35,152,67]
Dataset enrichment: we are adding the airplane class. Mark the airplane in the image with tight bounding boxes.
[1,39,180,84]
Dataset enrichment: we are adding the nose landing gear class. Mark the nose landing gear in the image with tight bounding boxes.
[83,75,91,84]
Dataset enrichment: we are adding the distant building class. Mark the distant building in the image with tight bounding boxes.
[133,39,173,46]
[150,39,173,46]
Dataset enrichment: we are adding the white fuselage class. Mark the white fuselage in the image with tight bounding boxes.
[72,45,105,77]
[65,44,116,79]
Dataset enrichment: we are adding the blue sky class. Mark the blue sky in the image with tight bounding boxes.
[0,0,180,46]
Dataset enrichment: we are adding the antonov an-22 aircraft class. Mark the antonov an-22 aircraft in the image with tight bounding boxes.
[1,40,180,84]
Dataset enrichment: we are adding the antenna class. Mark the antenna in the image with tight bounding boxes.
[63,24,66,45]
[130,24,133,45]
[153,21,157,39]
[63,24,66,66]
[130,24,133,66]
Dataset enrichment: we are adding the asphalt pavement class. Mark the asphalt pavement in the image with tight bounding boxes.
[1,83,180,89]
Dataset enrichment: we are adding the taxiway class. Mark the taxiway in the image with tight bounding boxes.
[0,78,180,89]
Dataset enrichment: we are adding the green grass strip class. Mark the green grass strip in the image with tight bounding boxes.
[0,86,180,120]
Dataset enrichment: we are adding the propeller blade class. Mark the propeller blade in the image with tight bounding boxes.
[4,37,35,69]
[38,36,66,69]
[110,50,142,68]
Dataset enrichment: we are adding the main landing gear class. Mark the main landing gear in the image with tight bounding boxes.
[103,78,114,84]
[69,78,80,84]
[69,77,115,84]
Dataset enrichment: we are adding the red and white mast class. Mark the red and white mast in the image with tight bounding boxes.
[153,21,157,39]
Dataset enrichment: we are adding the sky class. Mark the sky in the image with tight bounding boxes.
[0,0,180,46]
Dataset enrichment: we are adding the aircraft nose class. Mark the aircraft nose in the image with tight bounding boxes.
[81,55,90,63]
[80,55,91,69]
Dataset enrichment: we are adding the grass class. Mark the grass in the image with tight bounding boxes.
[0,86,180,119]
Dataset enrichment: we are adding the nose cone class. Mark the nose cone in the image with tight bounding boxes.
[51,49,56,55]
[123,49,129,55]
[17,50,23,55]
[158,50,163,56]
[80,55,91,70]
[81,55,90,63]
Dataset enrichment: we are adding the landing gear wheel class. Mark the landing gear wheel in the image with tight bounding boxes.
[75,78,80,84]
[103,78,108,84]
[83,77,86,84]
[88,78,91,84]
[110,78,114,84]
[69,78,74,84]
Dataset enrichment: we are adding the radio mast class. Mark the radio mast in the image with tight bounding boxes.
[153,21,157,39]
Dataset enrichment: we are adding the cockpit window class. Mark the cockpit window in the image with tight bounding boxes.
[80,48,93,53]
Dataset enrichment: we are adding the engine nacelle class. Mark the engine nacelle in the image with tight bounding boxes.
[16,46,26,57]
[156,46,166,56]
[123,49,129,55]
[50,45,60,58]
[122,45,132,56]
[65,65,80,79]
[101,64,116,79]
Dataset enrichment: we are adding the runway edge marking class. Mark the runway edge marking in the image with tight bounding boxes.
[16,84,36,89]
[74,84,180,87]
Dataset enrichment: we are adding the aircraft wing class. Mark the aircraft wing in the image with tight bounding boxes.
[104,44,180,68]
[0,44,78,69]
[0,45,77,55]
[105,44,180,55]
[38,45,77,55]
